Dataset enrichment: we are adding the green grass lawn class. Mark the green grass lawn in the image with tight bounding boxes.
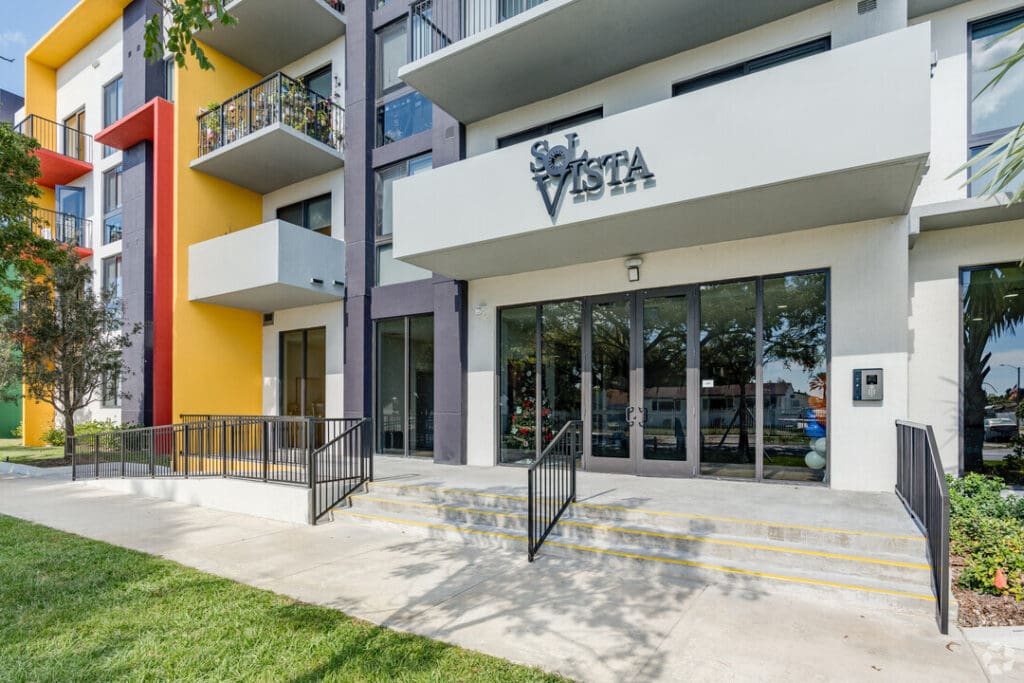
[0,515,566,682]
[0,438,67,467]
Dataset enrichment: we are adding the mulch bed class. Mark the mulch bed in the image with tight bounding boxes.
[953,557,1024,627]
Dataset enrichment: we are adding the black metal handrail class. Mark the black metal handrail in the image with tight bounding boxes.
[527,419,582,562]
[197,72,344,156]
[70,415,372,524]
[14,114,93,163]
[410,0,550,60]
[310,417,372,523]
[29,207,92,249]
[895,420,950,634]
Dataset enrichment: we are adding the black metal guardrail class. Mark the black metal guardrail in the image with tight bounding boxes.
[29,207,92,249]
[70,416,371,525]
[197,72,344,157]
[527,419,582,562]
[895,420,950,634]
[410,0,551,60]
[14,114,93,163]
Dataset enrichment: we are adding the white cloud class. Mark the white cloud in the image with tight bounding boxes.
[0,31,27,47]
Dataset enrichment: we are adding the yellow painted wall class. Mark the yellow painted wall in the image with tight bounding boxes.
[172,44,264,419]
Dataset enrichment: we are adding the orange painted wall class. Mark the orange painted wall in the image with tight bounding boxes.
[171,44,264,419]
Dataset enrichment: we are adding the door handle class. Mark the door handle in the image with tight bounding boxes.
[638,407,648,428]
[626,406,635,427]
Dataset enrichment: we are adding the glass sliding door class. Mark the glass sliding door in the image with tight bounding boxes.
[375,315,435,457]
[762,273,828,482]
[280,328,327,418]
[499,306,539,464]
[541,301,582,447]
[641,293,689,470]
[376,319,406,454]
[962,264,1024,472]
[409,315,434,456]
[699,280,757,478]
[497,302,582,465]
[590,297,632,466]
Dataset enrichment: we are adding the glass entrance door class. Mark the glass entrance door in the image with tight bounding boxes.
[585,291,693,476]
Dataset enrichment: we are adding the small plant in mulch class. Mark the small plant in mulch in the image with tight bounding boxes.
[949,473,1024,599]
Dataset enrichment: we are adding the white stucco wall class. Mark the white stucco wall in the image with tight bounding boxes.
[262,302,344,418]
[908,218,1024,474]
[466,217,911,492]
[55,19,125,426]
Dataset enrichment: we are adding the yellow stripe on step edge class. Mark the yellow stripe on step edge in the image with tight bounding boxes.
[369,481,924,542]
[342,511,936,603]
[348,495,930,570]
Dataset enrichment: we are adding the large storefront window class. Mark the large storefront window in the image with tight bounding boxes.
[762,273,828,483]
[376,315,434,457]
[498,302,582,465]
[494,271,827,481]
[962,264,1024,471]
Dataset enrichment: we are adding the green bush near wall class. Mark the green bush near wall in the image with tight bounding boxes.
[949,473,1024,599]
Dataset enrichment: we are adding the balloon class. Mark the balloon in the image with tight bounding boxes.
[813,438,827,455]
[805,450,826,470]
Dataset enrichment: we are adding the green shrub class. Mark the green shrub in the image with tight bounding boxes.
[948,472,1024,597]
[69,419,141,451]
[10,422,22,439]
[41,426,65,447]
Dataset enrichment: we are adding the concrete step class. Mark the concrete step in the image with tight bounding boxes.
[366,481,928,556]
[349,492,931,585]
[337,504,937,616]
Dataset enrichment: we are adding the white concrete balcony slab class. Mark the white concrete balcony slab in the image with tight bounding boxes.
[190,72,344,194]
[393,25,932,281]
[400,0,831,123]
[197,0,345,75]
[189,220,345,312]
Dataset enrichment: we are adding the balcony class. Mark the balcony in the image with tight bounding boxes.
[197,0,345,75]
[188,220,345,311]
[392,25,932,280]
[190,72,344,194]
[29,207,93,256]
[401,0,831,123]
[14,115,93,187]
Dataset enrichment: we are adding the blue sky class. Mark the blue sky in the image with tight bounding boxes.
[0,0,81,97]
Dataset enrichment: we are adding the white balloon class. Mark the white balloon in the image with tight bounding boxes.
[805,450,826,470]
[813,437,827,455]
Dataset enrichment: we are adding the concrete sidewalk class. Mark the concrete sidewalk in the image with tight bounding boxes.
[0,469,1009,682]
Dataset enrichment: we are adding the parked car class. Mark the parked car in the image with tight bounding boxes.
[984,416,1019,442]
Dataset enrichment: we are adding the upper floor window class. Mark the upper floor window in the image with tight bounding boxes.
[968,9,1024,197]
[163,59,175,103]
[63,109,87,161]
[376,91,432,146]
[102,75,123,158]
[277,194,332,236]
[672,36,830,97]
[497,107,603,149]
[102,254,122,320]
[376,153,432,237]
[103,165,123,244]
[378,20,407,98]
[375,153,433,286]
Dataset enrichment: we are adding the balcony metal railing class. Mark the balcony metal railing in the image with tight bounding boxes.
[410,0,549,60]
[197,72,344,157]
[14,114,93,164]
[29,207,93,249]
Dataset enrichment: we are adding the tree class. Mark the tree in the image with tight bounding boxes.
[0,247,138,452]
[143,0,236,71]
[958,21,1024,204]
[0,123,59,313]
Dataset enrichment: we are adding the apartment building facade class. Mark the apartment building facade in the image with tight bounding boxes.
[16,0,1024,493]
[390,0,1024,491]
